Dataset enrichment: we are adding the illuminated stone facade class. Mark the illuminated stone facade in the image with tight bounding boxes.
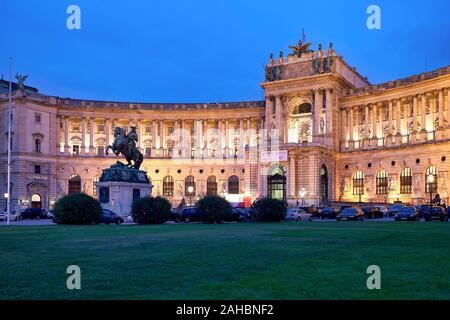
[1,44,450,210]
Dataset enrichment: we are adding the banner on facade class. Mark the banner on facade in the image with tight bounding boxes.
[260,150,288,163]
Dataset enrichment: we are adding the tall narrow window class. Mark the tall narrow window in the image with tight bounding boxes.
[425,166,438,194]
[228,176,240,194]
[353,171,365,196]
[163,176,174,197]
[34,139,41,153]
[400,168,412,194]
[376,170,388,195]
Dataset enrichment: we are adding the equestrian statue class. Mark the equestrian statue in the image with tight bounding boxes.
[106,126,144,170]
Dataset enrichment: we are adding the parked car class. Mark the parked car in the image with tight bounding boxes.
[286,208,312,222]
[362,206,384,219]
[20,208,47,220]
[169,208,180,222]
[231,207,251,222]
[1,211,20,221]
[178,207,201,223]
[321,207,340,220]
[337,207,364,221]
[387,204,404,217]
[97,209,124,224]
[394,206,419,221]
[422,206,447,222]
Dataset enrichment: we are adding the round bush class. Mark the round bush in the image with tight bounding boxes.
[54,193,102,225]
[196,196,232,224]
[131,196,171,224]
[252,197,287,222]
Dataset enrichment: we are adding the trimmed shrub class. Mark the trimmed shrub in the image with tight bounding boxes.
[54,193,102,225]
[252,197,287,222]
[131,196,171,224]
[196,196,232,224]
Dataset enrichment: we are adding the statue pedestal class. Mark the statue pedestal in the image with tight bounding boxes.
[95,162,153,216]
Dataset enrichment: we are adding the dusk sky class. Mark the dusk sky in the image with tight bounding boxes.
[1,0,449,103]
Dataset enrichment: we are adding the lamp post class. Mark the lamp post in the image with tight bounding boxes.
[187,186,194,206]
[427,174,435,214]
[299,188,306,207]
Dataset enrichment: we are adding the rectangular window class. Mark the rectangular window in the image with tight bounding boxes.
[97,146,105,157]
[168,126,174,135]
[145,147,152,156]
[133,189,141,201]
[145,126,152,134]
[97,124,105,133]
[35,114,41,123]
[34,165,41,174]
[72,145,80,155]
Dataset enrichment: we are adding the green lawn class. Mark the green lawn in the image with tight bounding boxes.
[0,222,449,300]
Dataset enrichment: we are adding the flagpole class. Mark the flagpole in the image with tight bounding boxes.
[6,57,12,226]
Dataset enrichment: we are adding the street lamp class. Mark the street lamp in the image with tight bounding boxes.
[3,193,8,199]
[427,174,435,214]
[299,188,307,207]
[187,186,194,206]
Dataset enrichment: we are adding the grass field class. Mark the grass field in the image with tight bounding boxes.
[0,222,449,300]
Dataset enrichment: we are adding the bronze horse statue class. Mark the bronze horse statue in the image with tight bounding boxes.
[106,127,144,170]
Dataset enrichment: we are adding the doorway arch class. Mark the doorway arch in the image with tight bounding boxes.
[267,166,286,202]
[31,194,42,208]
[68,175,81,195]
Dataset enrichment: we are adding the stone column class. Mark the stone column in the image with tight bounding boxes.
[81,117,87,154]
[325,89,333,135]
[388,101,393,134]
[203,120,208,155]
[89,117,94,154]
[56,115,61,153]
[372,103,378,140]
[275,95,282,142]
[349,107,354,144]
[412,96,418,133]
[105,119,110,147]
[152,120,157,155]
[64,116,69,154]
[288,156,296,198]
[363,105,369,146]
[225,119,230,155]
[136,119,142,149]
[420,95,427,132]
[438,89,444,129]
[246,118,251,147]
[314,90,322,138]
[159,120,164,154]
[430,94,436,132]
[396,100,402,137]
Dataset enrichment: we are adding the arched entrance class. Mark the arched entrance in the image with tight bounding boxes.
[267,166,286,202]
[31,194,42,208]
[320,165,329,204]
[68,175,81,195]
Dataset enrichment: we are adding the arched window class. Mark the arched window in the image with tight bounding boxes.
[92,175,100,197]
[353,171,364,195]
[320,165,328,202]
[400,168,412,194]
[34,139,41,153]
[68,175,81,195]
[376,170,388,195]
[425,166,438,194]
[293,103,312,114]
[207,176,217,196]
[31,194,42,208]
[163,176,174,197]
[228,176,240,194]
[185,175,196,196]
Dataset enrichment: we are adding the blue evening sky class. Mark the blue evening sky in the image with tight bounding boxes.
[1,0,449,103]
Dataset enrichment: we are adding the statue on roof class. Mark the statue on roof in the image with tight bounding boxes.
[15,73,28,90]
[288,39,313,58]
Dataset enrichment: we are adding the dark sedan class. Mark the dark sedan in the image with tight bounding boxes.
[97,209,124,224]
[394,206,419,221]
[337,207,364,221]
[20,208,48,220]
[387,204,404,217]
[179,207,201,223]
[362,206,384,219]
[422,206,447,222]
[321,207,340,220]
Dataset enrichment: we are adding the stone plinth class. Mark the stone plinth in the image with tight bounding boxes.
[95,162,153,216]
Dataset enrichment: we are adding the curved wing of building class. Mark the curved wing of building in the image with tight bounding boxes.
[1,42,449,210]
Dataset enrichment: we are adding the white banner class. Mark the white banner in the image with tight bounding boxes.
[260,150,288,163]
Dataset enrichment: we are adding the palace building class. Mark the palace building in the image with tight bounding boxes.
[1,41,450,210]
